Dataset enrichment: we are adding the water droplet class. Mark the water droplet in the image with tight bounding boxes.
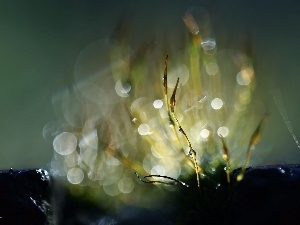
[211,98,223,110]
[236,68,253,85]
[67,167,84,184]
[205,62,219,75]
[217,126,229,137]
[53,132,77,155]
[200,129,210,139]
[215,183,221,189]
[115,79,131,97]
[278,167,286,174]
[138,124,150,135]
[201,38,216,54]
[151,165,166,176]
[153,99,163,109]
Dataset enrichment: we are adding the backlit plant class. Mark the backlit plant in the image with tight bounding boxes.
[44,7,267,218]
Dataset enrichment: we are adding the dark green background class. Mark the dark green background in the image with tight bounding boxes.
[1,0,300,169]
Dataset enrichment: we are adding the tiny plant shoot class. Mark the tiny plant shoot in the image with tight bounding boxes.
[45,6,270,217]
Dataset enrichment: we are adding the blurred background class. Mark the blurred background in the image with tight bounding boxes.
[0,0,300,170]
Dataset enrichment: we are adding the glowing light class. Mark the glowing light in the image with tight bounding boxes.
[118,177,134,194]
[217,126,229,137]
[211,98,223,110]
[278,167,286,174]
[236,68,253,86]
[201,38,216,54]
[205,62,219,75]
[151,165,166,176]
[67,167,84,184]
[200,128,210,138]
[115,80,131,97]
[153,99,163,109]
[53,132,77,155]
[138,124,150,135]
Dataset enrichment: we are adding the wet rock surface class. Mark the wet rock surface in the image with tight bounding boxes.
[1,165,300,225]
[230,165,300,225]
[0,169,51,225]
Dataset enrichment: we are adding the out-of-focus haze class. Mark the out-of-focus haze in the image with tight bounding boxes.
[1,0,300,170]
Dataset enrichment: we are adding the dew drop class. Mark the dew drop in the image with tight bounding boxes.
[200,129,210,139]
[153,99,163,109]
[211,98,223,110]
[151,165,166,176]
[278,167,286,174]
[205,62,219,75]
[67,167,84,184]
[236,68,253,86]
[201,38,216,55]
[138,124,150,135]
[115,79,131,97]
[217,126,229,137]
[53,132,77,155]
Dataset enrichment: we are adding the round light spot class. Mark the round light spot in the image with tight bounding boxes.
[200,129,210,138]
[153,99,163,109]
[115,80,131,97]
[53,132,77,155]
[217,126,229,137]
[151,165,166,176]
[138,124,150,135]
[211,98,223,110]
[118,177,134,194]
[236,69,253,86]
[205,62,219,75]
[201,38,216,54]
[67,168,84,184]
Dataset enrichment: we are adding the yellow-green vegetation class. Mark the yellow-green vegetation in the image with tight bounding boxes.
[46,8,267,213]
